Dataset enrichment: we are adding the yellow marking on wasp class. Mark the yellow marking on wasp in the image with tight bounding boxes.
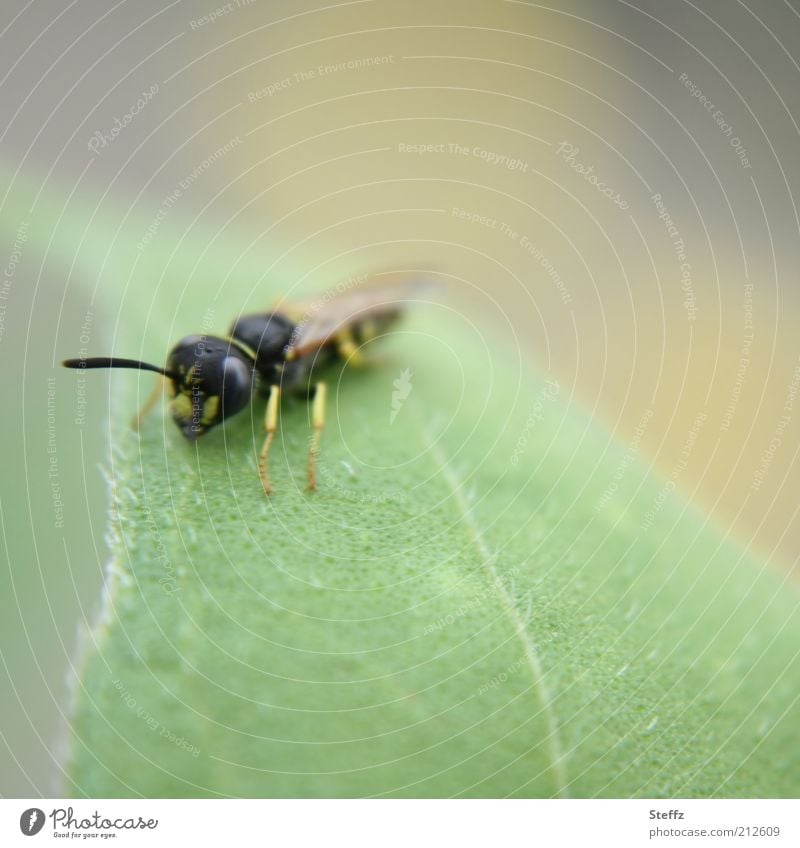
[170,393,193,421]
[201,395,220,425]
[359,318,379,342]
[258,385,280,495]
[220,335,258,362]
[336,330,365,365]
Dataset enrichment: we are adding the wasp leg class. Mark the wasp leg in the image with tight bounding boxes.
[258,385,281,496]
[336,330,365,366]
[307,382,327,491]
[131,376,166,431]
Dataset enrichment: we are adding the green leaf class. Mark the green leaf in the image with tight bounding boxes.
[15,150,793,798]
[65,305,800,798]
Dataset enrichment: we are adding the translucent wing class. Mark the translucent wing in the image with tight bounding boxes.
[281,271,440,358]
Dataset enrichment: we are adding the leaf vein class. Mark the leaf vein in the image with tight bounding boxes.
[421,424,569,798]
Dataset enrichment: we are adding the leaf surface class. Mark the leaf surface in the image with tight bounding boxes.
[67,305,800,798]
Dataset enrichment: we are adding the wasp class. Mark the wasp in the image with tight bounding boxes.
[63,273,435,494]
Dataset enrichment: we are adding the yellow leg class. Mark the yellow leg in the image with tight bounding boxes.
[131,376,166,431]
[258,385,281,495]
[307,382,327,491]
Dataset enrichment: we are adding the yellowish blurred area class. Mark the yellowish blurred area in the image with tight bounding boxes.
[3,0,800,794]
[154,0,798,573]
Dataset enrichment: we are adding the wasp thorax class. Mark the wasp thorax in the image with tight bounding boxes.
[166,335,254,439]
[229,312,295,378]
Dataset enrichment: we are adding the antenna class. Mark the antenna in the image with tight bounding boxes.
[62,357,179,381]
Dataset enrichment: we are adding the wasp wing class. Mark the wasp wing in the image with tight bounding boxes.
[282,272,440,358]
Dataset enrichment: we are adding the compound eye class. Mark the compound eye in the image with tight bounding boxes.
[221,356,252,416]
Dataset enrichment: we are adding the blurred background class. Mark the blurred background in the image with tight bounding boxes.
[1,0,799,795]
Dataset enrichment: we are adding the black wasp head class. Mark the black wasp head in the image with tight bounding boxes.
[165,335,254,440]
[62,335,255,441]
